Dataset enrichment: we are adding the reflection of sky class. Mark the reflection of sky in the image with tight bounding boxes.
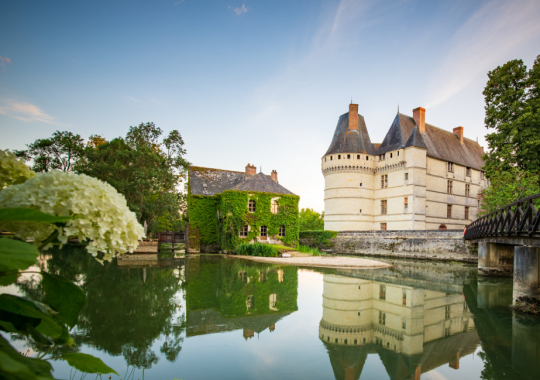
[41,268,486,380]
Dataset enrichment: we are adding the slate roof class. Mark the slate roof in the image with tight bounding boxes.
[229,172,296,195]
[325,112,376,155]
[375,113,485,170]
[189,166,296,196]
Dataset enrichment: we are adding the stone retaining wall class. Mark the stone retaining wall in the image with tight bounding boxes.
[300,230,477,263]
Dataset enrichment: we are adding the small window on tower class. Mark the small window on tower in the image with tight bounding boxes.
[357,155,360,159]
[359,182,363,187]
[347,154,350,159]
[366,156,369,160]
[390,153,393,158]
[325,157,327,162]
[338,155,341,159]
[405,173,409,181]
[397,151,400,156]
[330,156,333,160]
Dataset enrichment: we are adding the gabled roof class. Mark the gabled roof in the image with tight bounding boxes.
[189,167,296,196]
[229,172,296,195]
[376,113,485,170]
[189,166,245,196]
[325,112,376,155]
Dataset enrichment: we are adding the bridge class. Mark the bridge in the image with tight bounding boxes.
[464,193,540,305]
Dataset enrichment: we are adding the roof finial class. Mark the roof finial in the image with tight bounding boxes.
[351,97,353,104]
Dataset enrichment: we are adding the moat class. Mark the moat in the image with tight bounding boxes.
[2,250,540,380]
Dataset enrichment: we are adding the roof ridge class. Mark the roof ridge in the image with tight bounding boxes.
[189,166,244,174]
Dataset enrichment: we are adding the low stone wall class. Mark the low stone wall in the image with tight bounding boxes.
[300,230,477,263]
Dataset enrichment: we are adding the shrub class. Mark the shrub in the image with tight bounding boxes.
[234,243,279,257]
[299,230,337,245]
[297,245,322,256]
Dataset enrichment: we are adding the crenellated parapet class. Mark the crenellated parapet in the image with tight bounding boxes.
[322,165,375,176]
[374,160,407,174]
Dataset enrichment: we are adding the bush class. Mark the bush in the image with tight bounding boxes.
[299,230,337,245]
[234,243,279,257]
[297,245,322,256]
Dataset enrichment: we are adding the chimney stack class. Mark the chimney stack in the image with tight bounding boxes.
[453,126,464,143]
[271,170,278,183]
[245,163,256,179]
[348,103,359,131]
[413,107,425,133]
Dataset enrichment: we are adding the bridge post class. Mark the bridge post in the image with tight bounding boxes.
[513,246,539,304]
[478,242,514,277]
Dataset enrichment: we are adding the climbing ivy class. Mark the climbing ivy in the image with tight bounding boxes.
[187,194,221,249]
[219,190,299,251]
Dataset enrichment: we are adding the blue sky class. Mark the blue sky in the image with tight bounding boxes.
[1,0,540,211]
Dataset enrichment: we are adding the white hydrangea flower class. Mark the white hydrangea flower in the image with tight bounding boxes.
[0,149,36,189]
[0,171,144,259]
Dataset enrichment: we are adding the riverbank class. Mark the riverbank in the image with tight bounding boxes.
[230,254,391,268]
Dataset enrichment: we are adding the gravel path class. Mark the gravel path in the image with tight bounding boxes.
[232,254,391,269]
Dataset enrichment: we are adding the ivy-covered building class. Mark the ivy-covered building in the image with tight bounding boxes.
[187,164,299,253]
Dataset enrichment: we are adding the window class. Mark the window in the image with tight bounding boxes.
[402,321,406,329]
[381,174,388,188]
[403,289,407,305]
[390,153,393,158]
[465,206,469,220]
[246,295,254,309]
[445,327,451,337]
[354,339,357,345]
[445,305,451,319]
[347,154,350,159]
[248,199,256,212]
[404,197,408,212]
[447,180,453,194]
[359,209,362,213]
[447,205,452,219]
[465,184,470,197]
[271,199,279,214]
[269,293,277,310]
[397,151,400,156]
[405,172,409,181]
[366,156,369,160]
[260,226,268,239]
[359,182,363,187]
[448,162,454,172]
[330,156,333,160]
[466,167,471,176]
[338,154,341,159]
[357,155,360,159]
[439,224,447,230]
[380,223,387,231]
[381,200,387,215]
[240,225,248,237]
[480,171,484,179]
[379,284,386,299]
[279,225,285,237]
[379,311,386,325]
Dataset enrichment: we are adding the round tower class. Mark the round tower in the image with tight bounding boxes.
[322,104,375,231]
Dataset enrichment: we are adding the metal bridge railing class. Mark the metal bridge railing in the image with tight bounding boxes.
[464,193,540,240]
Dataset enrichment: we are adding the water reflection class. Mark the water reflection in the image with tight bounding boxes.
[184,255,298,339]
[319,273,478,380]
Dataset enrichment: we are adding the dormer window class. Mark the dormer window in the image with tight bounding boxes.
[248,199,256,212]
[448,162,454,172]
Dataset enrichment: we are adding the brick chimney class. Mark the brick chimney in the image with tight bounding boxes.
[453,126,464,143]
[413,107,425,133]
[271,170,278,183]
[245,163,256,179]
[348,103,358,130]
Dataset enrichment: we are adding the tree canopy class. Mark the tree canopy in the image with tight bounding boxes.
[298,208,324,231]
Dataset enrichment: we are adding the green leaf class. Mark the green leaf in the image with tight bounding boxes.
[42,273,86,328]
[0,238,39,272]
[0,335,54,380]
[61,353,118,375]
[0,208,74,224]
[54,325,74,346]
[0,273,20,286]
[0,295,62,339]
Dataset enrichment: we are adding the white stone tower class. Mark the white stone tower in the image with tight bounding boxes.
[322,103,376,231]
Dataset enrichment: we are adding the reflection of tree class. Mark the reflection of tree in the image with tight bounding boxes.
[16,246,186,370]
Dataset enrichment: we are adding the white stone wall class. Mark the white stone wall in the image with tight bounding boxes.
[322,146,487,231]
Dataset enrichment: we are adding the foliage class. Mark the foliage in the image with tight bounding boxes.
[0,209,117,379]
[478,169,540,216]
[76,123,189,234]
[482,55,540,179]
[299,208,324,231]
[297,245,322,256]
[15,131,85,173]
[0,149,36,189]
[299,230,338,245]
[234,243,279,257]
[187,194,221,249]
[219,190,299,251]
[0,171,144,260]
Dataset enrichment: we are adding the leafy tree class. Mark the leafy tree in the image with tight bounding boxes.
[478,169,540,216]
[483,55,540,178]
[15,131,85,172]
[298,208,325,231]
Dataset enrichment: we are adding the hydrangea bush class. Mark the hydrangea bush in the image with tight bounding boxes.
[0,171,144,260]
[0,149,36,189]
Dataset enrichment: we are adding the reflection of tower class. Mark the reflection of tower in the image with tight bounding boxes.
[320,274,478,380]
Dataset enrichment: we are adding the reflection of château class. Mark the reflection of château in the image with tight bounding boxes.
[320,274,479,380]
[185,256,298,340]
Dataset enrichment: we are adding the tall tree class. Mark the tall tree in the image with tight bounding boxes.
[298,208,325,231]
[483,55,540,178]
[15,131,85,172]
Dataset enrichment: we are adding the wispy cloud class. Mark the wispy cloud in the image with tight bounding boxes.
[0,99,56,123]
[0,56,12,69]
[426,0,540,108]
[229,4,248,15]
[174,0,184,6]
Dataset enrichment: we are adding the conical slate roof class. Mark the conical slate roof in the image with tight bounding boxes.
[229,172,295,195]
[325,112,376,155]
[403,126,427,149]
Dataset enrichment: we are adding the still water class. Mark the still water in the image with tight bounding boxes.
[3,250,540,380]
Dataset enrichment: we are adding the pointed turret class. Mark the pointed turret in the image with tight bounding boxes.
[325,104,375,155]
